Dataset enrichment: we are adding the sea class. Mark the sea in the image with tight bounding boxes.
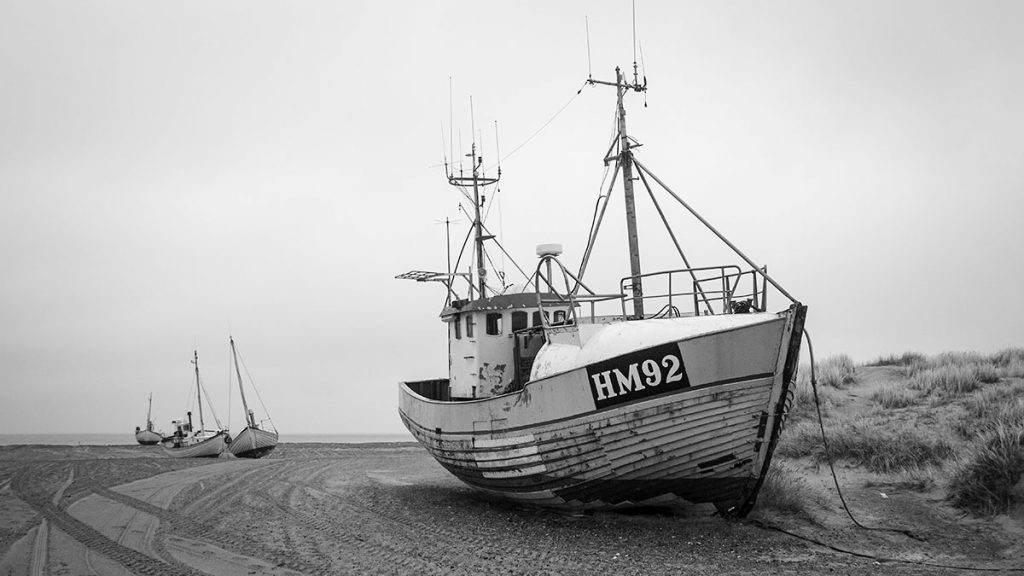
[0,433,415,446]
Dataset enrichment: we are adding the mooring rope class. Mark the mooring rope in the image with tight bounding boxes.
[746,328,1024,573]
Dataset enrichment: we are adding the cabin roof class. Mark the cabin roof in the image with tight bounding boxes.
[440,292,564,317]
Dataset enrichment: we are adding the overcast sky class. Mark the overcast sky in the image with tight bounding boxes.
[2,1,1022,436]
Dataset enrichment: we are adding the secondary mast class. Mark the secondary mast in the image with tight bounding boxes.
[448,141,499,300]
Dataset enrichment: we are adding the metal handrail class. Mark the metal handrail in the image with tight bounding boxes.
[619,265,768,318]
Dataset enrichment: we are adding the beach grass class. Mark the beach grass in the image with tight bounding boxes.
[949,423,1024,516]
[780,348,1024,517]
[777,418,953,474]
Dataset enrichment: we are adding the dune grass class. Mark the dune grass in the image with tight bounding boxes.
[814,354,857,388]
[870,384,921,409]
[948,423,1024,516]
[777,418,953,474]
[866,351,926,367]
[753,462,825,521]
[779,347,1024,517]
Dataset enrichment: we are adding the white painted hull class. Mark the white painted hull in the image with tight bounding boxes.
[228,427,279,459]
[162,431,228,458]
[400,305,805,515]
[135,429,162,445]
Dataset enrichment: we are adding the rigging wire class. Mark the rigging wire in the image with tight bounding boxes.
[486,81,589,171]
[481,222,532,286]
[235,346,277,433]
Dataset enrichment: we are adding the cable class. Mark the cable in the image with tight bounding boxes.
[744,328,1024,572]
[804,329,921,540]
[487,81,588,171]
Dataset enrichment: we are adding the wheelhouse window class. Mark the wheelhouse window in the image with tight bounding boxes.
[511,311,528,332]
[453,316,461,339]
[532,311,550,327]
[465,314,475,338]
[553,310,567,324]
[486,313,503,335]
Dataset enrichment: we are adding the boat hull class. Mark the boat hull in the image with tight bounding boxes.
[400,305,806,515]
[162,431,229,458]
[229,427,279,459]
[135,429,162,446]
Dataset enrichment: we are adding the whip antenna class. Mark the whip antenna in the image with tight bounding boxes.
[585,16,593,80]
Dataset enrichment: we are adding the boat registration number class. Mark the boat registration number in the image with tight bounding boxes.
[585,341,690,409]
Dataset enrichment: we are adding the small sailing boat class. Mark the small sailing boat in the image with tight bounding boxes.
[227,336,279,458]
[397,65,806,514]
[134,393,163,445]
[163,350,230,458]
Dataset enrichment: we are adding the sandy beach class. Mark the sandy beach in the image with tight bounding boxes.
[0,433,1020,576]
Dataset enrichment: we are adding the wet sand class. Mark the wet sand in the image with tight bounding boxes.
[0,442,1020,575]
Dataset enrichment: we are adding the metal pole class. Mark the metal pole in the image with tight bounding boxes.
[617,67,644,318]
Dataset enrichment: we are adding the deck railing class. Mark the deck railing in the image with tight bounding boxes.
[619,265,769,319]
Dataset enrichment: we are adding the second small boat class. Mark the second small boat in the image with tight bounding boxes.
[228,336,279,458]
[163,350,231,458]
[134,392,163,445]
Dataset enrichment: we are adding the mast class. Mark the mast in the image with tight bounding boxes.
[231,337,256,429]
[616,67,644,318]
[146,393,153,431]
[588,66,647,317]
[447,139,499,300]
[471,142,487,296]
[193,350,205,434]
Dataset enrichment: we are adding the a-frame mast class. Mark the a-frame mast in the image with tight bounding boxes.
[231,336,256,428]
[588,65,647,317]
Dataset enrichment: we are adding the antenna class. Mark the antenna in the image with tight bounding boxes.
[632,0,640,86]
[585,16,593,80]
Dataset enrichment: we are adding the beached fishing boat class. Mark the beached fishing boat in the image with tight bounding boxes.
[163,350,230,458]
[134,393,163,445]
[227,336,279,458]
[397,66,806,515]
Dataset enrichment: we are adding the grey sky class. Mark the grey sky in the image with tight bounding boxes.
[1,1,1022,435]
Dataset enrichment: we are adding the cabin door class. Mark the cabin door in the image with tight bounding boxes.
[512,328,545,389]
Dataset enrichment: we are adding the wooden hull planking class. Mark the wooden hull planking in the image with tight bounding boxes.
[162,432,228,458]
[228,427,279,459]
[400,306,806,514]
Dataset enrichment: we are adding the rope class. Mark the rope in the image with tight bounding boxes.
[747,518,1024,572]
[804,329,921,539]
[743,327,1024,572]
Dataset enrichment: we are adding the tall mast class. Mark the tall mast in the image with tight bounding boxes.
[231,337,256,428]
[193,350,205,433]
[616,67,644,318]
[588,66,647,317]
[146,393,153,430]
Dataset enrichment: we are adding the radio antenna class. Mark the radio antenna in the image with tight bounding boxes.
[632,0,639,86]
[585,16,593,80]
